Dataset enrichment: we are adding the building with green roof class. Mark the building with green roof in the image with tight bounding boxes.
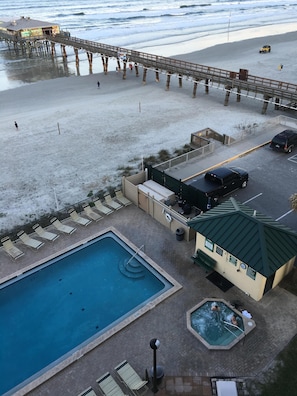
[188,198,297,301]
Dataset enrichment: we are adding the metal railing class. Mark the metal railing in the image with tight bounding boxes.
[154,143,215,172]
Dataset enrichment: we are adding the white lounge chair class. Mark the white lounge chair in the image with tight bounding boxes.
[1,236,24,260]
[17,231,44,250]
[82,203,102,222]
[68,208,92,226]
[115,361,149,396]
[93,198,113,215]
[32,224,59,242]
[104,194,123,211]
[77,387,97,396]
[115,190,132,206]
[97,372,128,396]
[50,217,76,235]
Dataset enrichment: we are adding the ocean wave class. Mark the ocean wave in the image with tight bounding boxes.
[160,13,187,17]
[180,4,210,8]
[1,0,297,57]
[109,15,145,22]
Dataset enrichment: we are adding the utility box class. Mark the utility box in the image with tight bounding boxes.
[216,381,238,396]
[239,68,248,81]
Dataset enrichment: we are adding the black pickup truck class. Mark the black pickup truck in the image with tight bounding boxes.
[188,166,249,204]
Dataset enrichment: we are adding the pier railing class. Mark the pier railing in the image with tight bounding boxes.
[2,30,297,109]
[47,34,297,103]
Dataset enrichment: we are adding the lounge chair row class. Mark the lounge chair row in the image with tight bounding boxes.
[0,191,132,260]
[57,190,132,228]
[78,360,149,396]
[89,191,132,215]
[1,218,77,259]
[1,229,51,260]
[50,191,132,229]
[1,230,46,260]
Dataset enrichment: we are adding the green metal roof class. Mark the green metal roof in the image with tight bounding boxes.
[188,198,297,277]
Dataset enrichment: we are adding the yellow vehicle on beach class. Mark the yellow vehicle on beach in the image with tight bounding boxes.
[259,45,271,53]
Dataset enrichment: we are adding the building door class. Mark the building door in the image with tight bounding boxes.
[43,28,52,35]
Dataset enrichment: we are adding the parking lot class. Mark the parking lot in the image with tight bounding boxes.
[225,144,297,231]
[165,119,297,232]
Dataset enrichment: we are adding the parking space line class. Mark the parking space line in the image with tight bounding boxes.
[243,193,263,204]
[288,154,297,164]
[276,209,294,221]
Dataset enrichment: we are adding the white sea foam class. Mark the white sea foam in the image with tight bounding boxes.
[1,0,297,48]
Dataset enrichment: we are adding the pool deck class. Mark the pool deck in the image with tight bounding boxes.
[1,204,297,396]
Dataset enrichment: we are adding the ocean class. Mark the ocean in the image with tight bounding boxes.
[0,0,297,91]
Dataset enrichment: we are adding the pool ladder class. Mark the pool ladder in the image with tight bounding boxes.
[119,245,145,279]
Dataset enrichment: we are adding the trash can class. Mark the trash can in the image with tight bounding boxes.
[176,228,185,241]
[150,365,164,385]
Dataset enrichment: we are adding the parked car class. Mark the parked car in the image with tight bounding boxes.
[259,45,271,53]
[270,129,297,153]
[189,166,248,203]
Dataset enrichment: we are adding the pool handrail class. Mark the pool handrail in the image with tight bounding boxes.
[126,244,145,267]
[223,324,238,339]
[223,320,244,333]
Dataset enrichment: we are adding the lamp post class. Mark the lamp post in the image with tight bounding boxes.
[150,338,160,393]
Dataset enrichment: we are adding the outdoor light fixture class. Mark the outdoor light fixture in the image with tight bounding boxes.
[150,338,161,393]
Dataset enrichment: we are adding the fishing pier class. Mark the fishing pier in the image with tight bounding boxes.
[1,17,297,114]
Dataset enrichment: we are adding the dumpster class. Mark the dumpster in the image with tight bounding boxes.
[176,228,185,241]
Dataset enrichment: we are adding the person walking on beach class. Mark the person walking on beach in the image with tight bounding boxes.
[97,81,100,88]
[14,121,18,130]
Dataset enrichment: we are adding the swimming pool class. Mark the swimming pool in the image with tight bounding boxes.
[0,228,181,395]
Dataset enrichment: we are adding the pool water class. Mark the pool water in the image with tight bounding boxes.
[0,231,174,395]
[190,301,244,346]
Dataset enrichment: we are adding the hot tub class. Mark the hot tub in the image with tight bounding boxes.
[186,298,256,350]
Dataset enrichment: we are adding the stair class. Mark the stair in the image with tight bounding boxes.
[119,258,145,279]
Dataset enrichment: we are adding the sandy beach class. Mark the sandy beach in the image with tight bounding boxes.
[1,27,297,234]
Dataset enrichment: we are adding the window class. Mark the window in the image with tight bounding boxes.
[216,246,223,256]
[247,267,256,280]
[229,255,237,266]
[204,238,214,251]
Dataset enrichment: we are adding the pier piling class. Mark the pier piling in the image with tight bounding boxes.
[1,29,296,114]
